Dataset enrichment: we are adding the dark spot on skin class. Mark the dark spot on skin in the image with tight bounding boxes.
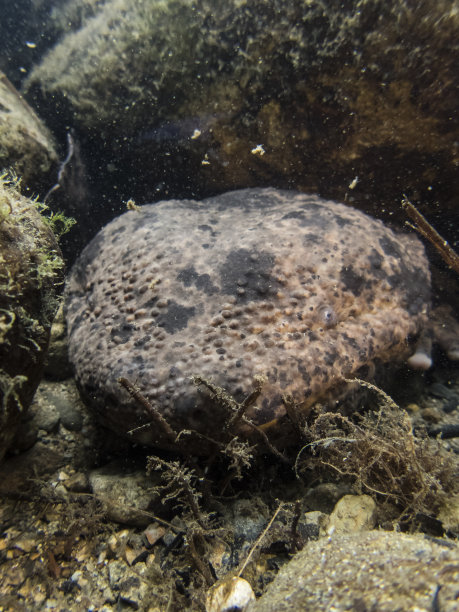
[342,333,360,350]
[66,310,86,336]
[324,350,339,366]
[282,210,308,221]
[177,265,218,294]
[198,224,218,237]
[379,238,430,311]
[156,301,196,333]
[205,188,287,214]
[297,362,311,386]
[298,202,323,213]
[257,393,282,424]
[278,370,289,388]
[333,214,353,228]
[281,206,328,229]
[379,236,402,259]
[143,297,158,309]
[302,233,321,246]
[340,266,365,296]
[110,322,136,344]
[368,248,383,269]
[220,248,280,302]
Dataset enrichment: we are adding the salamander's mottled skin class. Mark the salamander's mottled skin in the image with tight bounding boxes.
[65,188,430,449]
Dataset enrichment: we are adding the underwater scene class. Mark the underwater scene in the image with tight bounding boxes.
[0,0,458,609]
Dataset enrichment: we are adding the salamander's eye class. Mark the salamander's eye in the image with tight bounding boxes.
[319,305,338,328]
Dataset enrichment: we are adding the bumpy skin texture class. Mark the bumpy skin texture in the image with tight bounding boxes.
[66,188,430,449]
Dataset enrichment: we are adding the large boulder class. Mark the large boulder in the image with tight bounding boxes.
[0,71,57,192]
[249,530,459,611]
[24,0,458,236]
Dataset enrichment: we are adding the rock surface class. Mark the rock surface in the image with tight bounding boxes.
[65,187,430,450]
[0,71,57,191]
[323,494,377,535]
[89,462,160,527]
[248,530,459,612]
[24,0,459,241]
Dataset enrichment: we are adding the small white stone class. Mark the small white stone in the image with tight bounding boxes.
[206,576,255,612]
[251,144,265,155]
[325,494,377,535]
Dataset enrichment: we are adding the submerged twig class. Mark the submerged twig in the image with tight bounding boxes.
[226,375,265,431]
[188,533,214,586]
[402,196,459,274]
[241,416,290,464]
[237,502,284,576]
[44,132,75,203]
[192,375,289,463]
[118,377,177,443]
[290,500,303,553]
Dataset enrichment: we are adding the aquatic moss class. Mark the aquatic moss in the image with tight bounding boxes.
[26,0,458,138]
[0,173,65,460]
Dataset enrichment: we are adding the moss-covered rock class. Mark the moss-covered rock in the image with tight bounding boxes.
[0,71,58,191]
[0,175,64,461]
[0,0,104,88]
[25,0,458,230]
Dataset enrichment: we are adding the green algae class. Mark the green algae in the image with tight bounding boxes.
[0,173,67,459]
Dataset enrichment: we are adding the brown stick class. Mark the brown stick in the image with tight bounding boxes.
[402,196,459,275]
[241,416,290,464]
[226,375,265,431]
[189,533,214,586]
[237,502,284,576]
[118,377,177,442]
